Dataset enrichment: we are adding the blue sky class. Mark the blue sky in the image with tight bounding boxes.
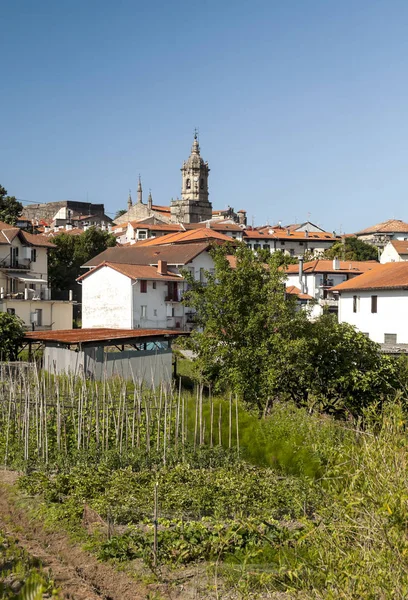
[1,0,408,232]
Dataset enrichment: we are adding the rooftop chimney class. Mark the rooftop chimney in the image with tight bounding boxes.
[299,257,305,293]
[158,260,167,275]
[333,257,340,270]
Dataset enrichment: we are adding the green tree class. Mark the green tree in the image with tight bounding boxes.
[323,236,378,261]
[0,312,25,361]
[48,227,117,300]
[184,245,398,415]
[183,245,307,409]
[0,185,23,225]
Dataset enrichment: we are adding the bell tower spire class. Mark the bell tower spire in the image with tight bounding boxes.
[137,175,143,204]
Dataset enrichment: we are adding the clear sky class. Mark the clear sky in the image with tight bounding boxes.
[1,0,408,232]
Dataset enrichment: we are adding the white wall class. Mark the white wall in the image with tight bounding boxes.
[0,300,72,329]
[82,266,133,328]
[338,289,408,343]
[380,243,407,264]
[132,279,184,328]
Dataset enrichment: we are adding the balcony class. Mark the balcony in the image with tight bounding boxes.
[165,295,180,303]
[0,263,30,272]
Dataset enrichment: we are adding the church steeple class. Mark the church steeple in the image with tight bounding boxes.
[137,175,143,204]
[148,190,153,210]
[127,190,132,211]
[170,131,212,223]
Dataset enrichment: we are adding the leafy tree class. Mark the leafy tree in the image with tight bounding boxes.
[323,236,378,261]
[0,312,25,361]
[48,227,116,300]
[184,245,398,415]
[0,185,23,225]
[183,245,308,409]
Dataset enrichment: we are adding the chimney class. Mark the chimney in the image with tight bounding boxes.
[157,260,167,275]
[305,230,309,238]
[333,257,340,270]
[66,224,72,231]
[287,228,290,235]
[299,257,304,293]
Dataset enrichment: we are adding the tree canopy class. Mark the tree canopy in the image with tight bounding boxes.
[0,185,23,225]
[48,227,117,300]
[183,244,398,415]
[0,313,25,361]
[323,236,378,261]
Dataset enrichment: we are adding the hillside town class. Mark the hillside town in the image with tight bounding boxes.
[2,134,408,363]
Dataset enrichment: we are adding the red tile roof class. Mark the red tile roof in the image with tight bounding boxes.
[25,328,188,345]
[136,228,236,246]
[78,262,183,282]
[389,240,408,255]
[356,219,408,235]
[285,285,314,300]
[284,259,377,275]
[82,242,211,269]
[0,225,56,247]
[244,229,339,241]
[331,262,408,292]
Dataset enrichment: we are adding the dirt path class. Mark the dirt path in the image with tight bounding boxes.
[0,470,153,600]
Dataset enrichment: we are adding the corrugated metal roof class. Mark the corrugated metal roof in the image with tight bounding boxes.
[25,328,187,345]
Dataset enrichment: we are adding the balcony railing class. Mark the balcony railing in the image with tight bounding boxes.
[0,263,30,271]
[165,295,180,302]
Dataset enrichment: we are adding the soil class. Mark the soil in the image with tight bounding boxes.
[0,469,157,599]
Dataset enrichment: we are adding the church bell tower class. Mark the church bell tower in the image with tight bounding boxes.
[171,132,212,223]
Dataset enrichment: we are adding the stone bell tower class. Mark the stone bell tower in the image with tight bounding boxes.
[170,132,212,223]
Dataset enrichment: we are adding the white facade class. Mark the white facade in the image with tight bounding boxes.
[0,228,74,330]
[81,250,216,331]
[338,290,408,344]
[380,242,408,264]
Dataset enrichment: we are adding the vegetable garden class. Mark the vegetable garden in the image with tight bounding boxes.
[1,363,408,598]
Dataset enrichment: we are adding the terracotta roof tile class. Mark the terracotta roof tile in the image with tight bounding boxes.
[82,242,211,269]
[284,260,377,275]
[356,219,408,235]
[331,262,408,292]
[78,262,183,282]
[136,229,236,246]
[285,285,314,300]
[389,240,408,254]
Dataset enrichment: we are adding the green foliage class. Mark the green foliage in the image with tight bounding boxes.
[48,227,116,299]
[0,312,25,360]
[0,184,23,225]
[183,244,307,408]
[323,235,379,261]
[0,530,60,598]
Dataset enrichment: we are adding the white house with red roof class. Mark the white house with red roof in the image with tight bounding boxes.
[380,240,408,264]
[0,221,73,330]
[284,259,378,318]
[243,227,340,257]
[355,219,408,250]
[332,262,408,345]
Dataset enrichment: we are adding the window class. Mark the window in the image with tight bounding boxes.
[152,281,156,290]
[10,247,18,267]
[140,280,147,293]
[35,309,42,326]
[200,268,205,283]
[299,242,304,246]
[200,178,204,189]
[371,295,377,313]
[153,309,157,316]
[138,230,147,240]
[172,307,175,317]
[353,295,358,313]
[254,243,261,250]
[7,308,15,315]
[186,178,191,189]
[263,244,270,251]
[31,248,37,262]
[289,249,295,257]
[141,305,147,319]
[384,333,397,344]
[280,241,285,246]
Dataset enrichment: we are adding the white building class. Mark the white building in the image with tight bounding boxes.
[332,262,408,345]
[80,242,218,330]
[244,228,340,258]
[380,240,408,264]
[0,221,73,330]
[355,219,408,251]
[284,259,377,318]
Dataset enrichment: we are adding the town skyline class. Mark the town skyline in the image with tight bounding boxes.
[3,1,408,232]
